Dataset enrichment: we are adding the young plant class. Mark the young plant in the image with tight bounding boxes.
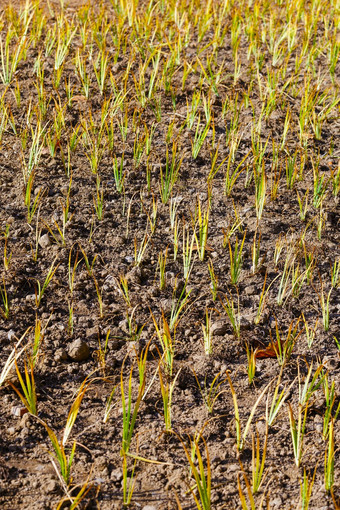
[159,143,183,204]
[202,308,213,356]
[270,317,301,366]
[298,362,325,407]
[288,402,309,468]
[226,371,270,452]
[39,420,77,487]
[182,223,196,282]
[246,345,257,386]
[158,366,181,432]
[112,154,125,193]
[254,273,279,325]
[324,420,335,493]
[301,313,318,349]
[191,116,210,160]
[37,376,91,486]
[193,198,209,262]
[169,285,191,331]
[122,451,138,507]
[157,248,167,290]
[120,360,145,456]
[68,246,81,298]
[25,172,44,224]
[322,373,340,440]
[331,259,340,288]
[299,466,317,510]
[251,423,268,494]
[254,166,266,222]
[265,367,293,427]
[119,275,131,307]
[193,370,227,414]
[103,384,117,424]
[0,329,29,387]
[31,315,45,367]
[251,230,262,275]
[151,311,174,376]
[220,291,241,339]
[0,277,9,319]
[93,176,104,221]
[134,232,150,267]
[9,358,37,415]
[179,434,211,510]
[207,259,218,301]
[35,257,59,307]
[317,284,332,332]
[297,189,309,221]
[228,232,246,285]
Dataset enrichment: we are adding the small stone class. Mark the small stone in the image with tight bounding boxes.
[126,266,142,284]
[54,348,68,362]
[244,285,256,295]
[159,299,172,315]
[38,233,51,249]
[110,468,123,482]
[142,506,158,510]
[44,480,57,493]
[126,340,142,358]
[7,427,16,436]
[118,319,129,334]
[11,406,28,418]
[271,497,282,507]
[211,321,228,336]
[86,326,98,339]
[240,316,252,330]
[68,339,90,361]
[7,330,16,341]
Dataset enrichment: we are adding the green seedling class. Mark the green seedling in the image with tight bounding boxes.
[0,329,30,387]
[35,257,59,307]
[228,232,246,285]
[226,371,270,452]
[324,420,335,493]
[193,370,227,414]
[220,291,240,339]
[159,367,181,432]
[121,359,145,456]
[0,277,9,319]
[288,402,308,468]
[299,466,317,510]
[178,433,211,510]
[9,358,37,415]
[251,423,268,494]
[202,307,213,356]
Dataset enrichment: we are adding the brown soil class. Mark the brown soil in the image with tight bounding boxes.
[0,1,339,509]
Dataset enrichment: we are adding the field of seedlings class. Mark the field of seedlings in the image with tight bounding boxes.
[0,0,339,508]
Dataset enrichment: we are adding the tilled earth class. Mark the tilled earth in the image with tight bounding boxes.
[0,1,339,509]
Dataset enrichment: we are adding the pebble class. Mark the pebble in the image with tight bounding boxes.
[38,233,51,249]
[142,506,158,510]
[110,468,123,482]
[11,406,28,418]
[244,285,256,295]
[86,326,98,339]
[67,339,90,361]
[44,480,57,493]
[271,497,282,507]
[211,321,228,336]
[54,348,68,362]
[126,266,142,284]
[7,330,16,341]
